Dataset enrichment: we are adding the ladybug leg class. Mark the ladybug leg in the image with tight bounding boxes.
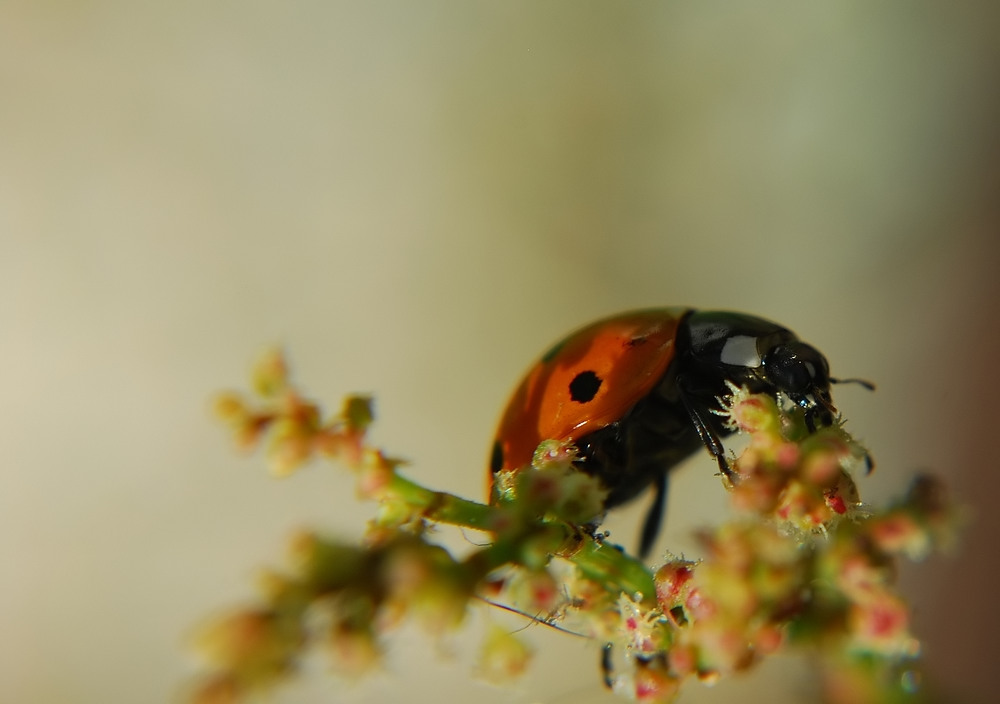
[863,451,875,475]
[601,642,615,689]
[637,471,668,560]
[586,524,616,550]
[678,390,735,481]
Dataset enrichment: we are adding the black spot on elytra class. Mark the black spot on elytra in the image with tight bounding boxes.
[490,441,504,474]
[569,370,602,403]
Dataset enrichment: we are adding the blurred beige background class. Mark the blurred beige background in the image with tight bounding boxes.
[3,3,999,703]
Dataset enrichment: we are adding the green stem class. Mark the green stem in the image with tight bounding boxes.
[386,472,497,531]
[387,472,656,600]
[569,539,657,604]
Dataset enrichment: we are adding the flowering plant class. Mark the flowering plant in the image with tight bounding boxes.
[188,351,958,703]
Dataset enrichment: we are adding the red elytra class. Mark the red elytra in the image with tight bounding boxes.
[490,308,687,480]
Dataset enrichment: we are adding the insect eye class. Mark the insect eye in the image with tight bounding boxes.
[764,343,829,394]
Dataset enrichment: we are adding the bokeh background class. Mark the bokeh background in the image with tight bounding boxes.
[3,3,999,703]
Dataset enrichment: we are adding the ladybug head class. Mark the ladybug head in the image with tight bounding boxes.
[680,311,840,432]
[760,340,835,430]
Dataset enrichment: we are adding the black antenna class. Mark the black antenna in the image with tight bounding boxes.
[830,377,876,391]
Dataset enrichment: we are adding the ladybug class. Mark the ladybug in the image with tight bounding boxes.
[488,308,868,559]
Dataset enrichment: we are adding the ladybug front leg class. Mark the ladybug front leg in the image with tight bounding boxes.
[637,471,668,560]
[677,387,735,481]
